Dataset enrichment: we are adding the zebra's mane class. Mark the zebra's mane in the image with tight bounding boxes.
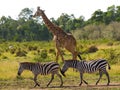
[64,59,105,63]
[64,60,79,63]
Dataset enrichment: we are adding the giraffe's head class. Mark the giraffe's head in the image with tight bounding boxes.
[33,7,45,17]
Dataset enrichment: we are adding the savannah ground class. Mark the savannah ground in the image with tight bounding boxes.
[0,40,120,90]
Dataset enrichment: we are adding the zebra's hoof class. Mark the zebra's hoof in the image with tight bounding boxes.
[34,84,40,87]
[79,83,82,86]
[47,85,49,87]
[60,83,63,87]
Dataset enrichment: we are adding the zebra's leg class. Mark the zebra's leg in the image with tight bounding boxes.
[79,73,83,86]
[56,73,63,87]
[105,71,110,85]
[83,79,88,85]
[96,71,103,85]
[47,74,54,87]
[34,75,40,87]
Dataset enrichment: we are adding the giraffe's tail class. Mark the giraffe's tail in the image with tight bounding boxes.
[78,54,82,60]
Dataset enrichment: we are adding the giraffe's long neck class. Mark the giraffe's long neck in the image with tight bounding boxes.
[41,12,56,34]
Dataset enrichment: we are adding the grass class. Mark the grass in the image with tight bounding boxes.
[0,40,120,89]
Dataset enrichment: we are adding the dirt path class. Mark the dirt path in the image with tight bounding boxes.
[0,81,120,90]
[47,83,120,90]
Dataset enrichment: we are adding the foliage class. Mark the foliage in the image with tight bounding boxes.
[73,22,120,40]
[1,5,120,42]
[15,48,27,57]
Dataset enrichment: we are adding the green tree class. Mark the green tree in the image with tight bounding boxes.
[57,13,71,31]
[104,5,116,24]
[116,6,120,21]
[18,8,33,20]
[90,9,104,24]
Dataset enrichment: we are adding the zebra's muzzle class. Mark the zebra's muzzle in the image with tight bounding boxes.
[17,72,21,76]
[60,70,66,77]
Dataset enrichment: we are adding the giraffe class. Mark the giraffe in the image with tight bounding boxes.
[33,7,82,62]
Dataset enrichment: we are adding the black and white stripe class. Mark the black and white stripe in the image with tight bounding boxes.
[61,59,111,86]
[17,62,64,87]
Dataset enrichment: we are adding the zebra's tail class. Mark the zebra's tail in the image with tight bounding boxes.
[60,69,66,77]
[107,63,111,70]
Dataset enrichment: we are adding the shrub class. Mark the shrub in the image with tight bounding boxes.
[1,55,8,59]
[33,54,41,62]
[102,49,120,64]
[88,45,98,53]
[15,48,27,57]
[40,49,47,59]
[49,48,55,54]
[28,46,38,51]
[33,49,48,62]
[107,42,113,46]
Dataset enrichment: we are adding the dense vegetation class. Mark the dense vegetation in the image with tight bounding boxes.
[0,5,120,42]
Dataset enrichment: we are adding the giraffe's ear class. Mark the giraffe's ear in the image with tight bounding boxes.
[37,6,40,10]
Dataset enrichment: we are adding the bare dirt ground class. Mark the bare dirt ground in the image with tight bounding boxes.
[44,83,120,90]
[1,82,120,90]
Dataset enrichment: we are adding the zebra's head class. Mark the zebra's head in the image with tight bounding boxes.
[17,63,24,76]
[61,60,79,76]
[61,60,70,76]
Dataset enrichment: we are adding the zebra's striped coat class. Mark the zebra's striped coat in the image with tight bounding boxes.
[17,62,64,87]
[61,59,110,86]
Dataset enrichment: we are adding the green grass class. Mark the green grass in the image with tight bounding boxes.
[0,40,120,89]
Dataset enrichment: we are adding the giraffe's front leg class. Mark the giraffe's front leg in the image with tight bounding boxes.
[56,41,64,62]
[72,51,78,60]
[56,50,60,62]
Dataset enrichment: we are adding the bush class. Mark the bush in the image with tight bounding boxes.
[88,45,98,53]
[40,50,47,59]
[33,49,48,62]
[1,55,8,59]
[34,54,41,62]
[15,48,27,57]
[102,49,120,64]
[48,48,56,55]
[28,45,38,51]
[107,42,113,46]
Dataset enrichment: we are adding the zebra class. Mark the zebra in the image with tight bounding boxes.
[17,62,64,87]
[61,59,111,86]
